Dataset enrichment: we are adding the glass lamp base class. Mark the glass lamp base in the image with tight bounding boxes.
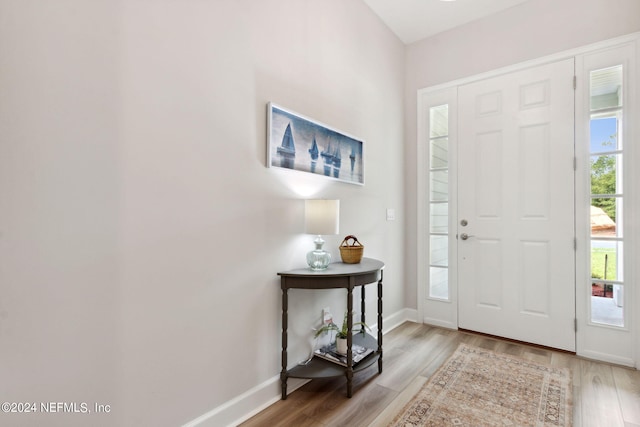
[307,235,331,270]
[307,249,331,270]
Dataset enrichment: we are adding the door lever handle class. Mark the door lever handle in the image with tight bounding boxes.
[460,233,474,240]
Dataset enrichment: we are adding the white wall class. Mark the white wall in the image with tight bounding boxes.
[404,0,640,310]
[0,1,405,426]
[0,1,121,426]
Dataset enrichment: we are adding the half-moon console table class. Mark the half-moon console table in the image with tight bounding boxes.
[277,258,384,399]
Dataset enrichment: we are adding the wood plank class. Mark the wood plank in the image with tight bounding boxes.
[375,327,444,391]
[572,382,583,427]
[239,399,325,427]
[319,384,397,427]
[612,365,640,425]
[368,376,428,427]
[521,346,552,365]
[580,359,625,427]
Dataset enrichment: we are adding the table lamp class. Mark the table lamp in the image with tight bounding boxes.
[305,199,340,270]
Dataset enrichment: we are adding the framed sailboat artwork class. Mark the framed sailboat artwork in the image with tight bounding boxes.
[267,102,364,186]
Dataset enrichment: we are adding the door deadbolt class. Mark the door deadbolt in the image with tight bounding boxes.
[460,219,468,226]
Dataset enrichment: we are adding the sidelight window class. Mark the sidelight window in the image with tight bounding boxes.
[429,104,449,300]
[589,65,624,327]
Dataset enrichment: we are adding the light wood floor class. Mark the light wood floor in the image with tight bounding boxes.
[240,322,640,427]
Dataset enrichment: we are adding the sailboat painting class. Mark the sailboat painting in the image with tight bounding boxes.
[267,102,364,185]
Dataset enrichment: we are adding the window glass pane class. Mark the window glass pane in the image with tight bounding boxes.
[591,240,623,281]
[590,154,619,195]
[430,235,448,267]
[430,170,448,201]
[588,65,624,329]
[430,203,448,233]
[591,198,622,237]
[430,137,448,168]
[428,104,449,302]
[591,284,624,327]
[590,117,619,153]
[429,266,449,300]
[429,105,448,138]
[590,65,622,111]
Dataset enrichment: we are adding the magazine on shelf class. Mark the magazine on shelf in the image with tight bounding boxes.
[314,343,374,367]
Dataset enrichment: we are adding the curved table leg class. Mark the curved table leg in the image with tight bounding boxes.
[378,270,383,374]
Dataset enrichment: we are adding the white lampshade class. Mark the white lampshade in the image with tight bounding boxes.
[305,199,340,235]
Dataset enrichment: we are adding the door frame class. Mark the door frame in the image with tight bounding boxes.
[416,32,640,367]
[574,41,638,366]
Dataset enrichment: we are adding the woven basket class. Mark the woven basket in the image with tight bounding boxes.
[339,235,364,264]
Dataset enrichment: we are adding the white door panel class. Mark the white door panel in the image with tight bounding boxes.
[458,59,576,351]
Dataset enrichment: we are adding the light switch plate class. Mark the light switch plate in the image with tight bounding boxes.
[386,208,395,221]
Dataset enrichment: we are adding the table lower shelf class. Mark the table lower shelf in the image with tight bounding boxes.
[288,351,381,379]
[286,332,381,380]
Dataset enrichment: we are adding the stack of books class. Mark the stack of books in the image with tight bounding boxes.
[313,343,374,367]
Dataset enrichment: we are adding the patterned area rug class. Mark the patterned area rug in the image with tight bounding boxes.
[389,343,572,426]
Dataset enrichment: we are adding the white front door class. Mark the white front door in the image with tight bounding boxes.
[457,59,576,351]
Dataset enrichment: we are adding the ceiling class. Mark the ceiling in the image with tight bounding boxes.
[362,0,531,44]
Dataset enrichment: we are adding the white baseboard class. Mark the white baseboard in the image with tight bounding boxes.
[422,316,457,330]
[183,308,413,427]
[578,350,636,368]
[384,308,418,332]
[182,376,309,427]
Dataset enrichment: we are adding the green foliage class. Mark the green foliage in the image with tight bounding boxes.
[590,133,617,221]
[314,312,371,339]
